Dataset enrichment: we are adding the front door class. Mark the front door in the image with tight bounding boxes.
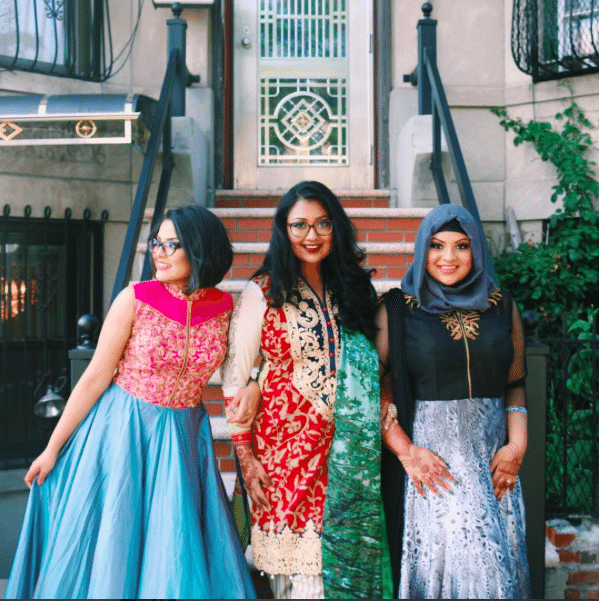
[233,0,373,190]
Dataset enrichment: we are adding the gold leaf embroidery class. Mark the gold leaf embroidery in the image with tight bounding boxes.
[439,289,503,341]
[282,279,339,423]
[404,293,418,309]
[440,310,481,341]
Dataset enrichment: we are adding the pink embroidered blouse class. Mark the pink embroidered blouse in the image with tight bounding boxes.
[113,280,233,408]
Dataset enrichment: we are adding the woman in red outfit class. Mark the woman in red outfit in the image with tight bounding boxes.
[222,181,391,599]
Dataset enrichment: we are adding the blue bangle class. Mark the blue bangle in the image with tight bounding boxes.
[505,406,527,415]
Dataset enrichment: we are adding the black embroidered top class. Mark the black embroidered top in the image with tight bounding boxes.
[403,289,523,400]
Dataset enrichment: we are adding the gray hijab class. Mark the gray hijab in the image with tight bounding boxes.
[401,204,498,314]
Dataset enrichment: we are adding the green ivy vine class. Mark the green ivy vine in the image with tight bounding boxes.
[491,90,599,337]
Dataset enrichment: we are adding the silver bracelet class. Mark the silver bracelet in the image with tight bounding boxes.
[505,406,528,415]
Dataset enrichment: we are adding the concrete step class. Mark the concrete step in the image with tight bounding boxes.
[215,189,391,208]
[140,199,427,477]
[217,278,402,295]
[141,206,428,282]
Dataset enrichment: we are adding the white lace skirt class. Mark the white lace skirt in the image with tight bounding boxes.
[399,397,531,600]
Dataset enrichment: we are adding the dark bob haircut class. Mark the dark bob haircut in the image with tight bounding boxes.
[255,181,378,340]
[149,204,233,293]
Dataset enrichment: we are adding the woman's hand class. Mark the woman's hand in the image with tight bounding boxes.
[226,380,261,428]
[490,442,523,500]
[235,443,273,511]
[24,447,59,489]
[398,444,457,498]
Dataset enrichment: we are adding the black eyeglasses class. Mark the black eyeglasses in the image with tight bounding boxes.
[149,238,182,256]
[287,218,333,238]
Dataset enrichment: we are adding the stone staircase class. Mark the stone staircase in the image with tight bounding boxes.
[141,191,428,477]
[207,190,429,476]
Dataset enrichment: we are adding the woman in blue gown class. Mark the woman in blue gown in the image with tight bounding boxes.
[5,205,256,599]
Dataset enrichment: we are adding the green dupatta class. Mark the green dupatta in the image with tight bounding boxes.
[321,327,393,599]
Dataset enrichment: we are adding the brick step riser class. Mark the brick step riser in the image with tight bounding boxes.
[217,212,423,281]
[216,200,390,209]
[222,217,421,244]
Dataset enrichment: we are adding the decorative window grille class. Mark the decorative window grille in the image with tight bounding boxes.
[0,207,105,467]
[259,0,349,165]
[0,0,124,82]
[512,0,599,81]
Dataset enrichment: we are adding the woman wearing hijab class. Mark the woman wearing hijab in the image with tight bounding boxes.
[376,204,531,599]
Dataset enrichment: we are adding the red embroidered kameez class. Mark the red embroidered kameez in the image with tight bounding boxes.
[222,274,340,576]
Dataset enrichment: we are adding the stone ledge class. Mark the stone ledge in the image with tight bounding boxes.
[210,207,430,219]
[215,189,392,198]
[231,241,414,254]
[217,279,403,294]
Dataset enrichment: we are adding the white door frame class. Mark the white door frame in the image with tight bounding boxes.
[233,0,374,190]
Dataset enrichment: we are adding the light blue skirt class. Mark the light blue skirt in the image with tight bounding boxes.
[400,397,530,600]
[5,383,256,599]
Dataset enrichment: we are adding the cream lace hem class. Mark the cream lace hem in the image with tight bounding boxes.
[251,520,322,576]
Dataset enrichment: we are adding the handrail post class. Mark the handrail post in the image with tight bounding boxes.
[417,2,436,115]
[168,3,187,117]
[68,314,100,389]
[520,310,549,600]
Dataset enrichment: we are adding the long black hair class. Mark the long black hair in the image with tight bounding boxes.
[149,205,233,293]
[254,181,378,340]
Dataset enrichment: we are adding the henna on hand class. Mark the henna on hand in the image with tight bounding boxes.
[490,442,523,500]
[235,443,273,511]
[398,444,457,498]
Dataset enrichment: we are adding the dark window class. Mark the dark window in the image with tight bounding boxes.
[0,209,105,467]
[512,0,599,81]
[0,0,134,82]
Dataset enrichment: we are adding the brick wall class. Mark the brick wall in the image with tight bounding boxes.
[546,518,599,599]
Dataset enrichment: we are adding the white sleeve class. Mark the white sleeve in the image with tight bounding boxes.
[221,279,266,399]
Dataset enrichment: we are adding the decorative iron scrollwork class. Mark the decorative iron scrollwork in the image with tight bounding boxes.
[512,0,599,81]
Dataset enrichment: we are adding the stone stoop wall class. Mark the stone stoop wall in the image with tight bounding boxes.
[545,518,599,599]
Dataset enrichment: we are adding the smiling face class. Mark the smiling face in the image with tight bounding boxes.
[425,230,473,286]
[152,219,192,290]
[286,199,333,270]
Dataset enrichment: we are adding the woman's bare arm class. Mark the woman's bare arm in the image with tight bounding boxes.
[25,287,135,487]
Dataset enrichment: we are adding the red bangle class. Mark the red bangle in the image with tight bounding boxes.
[231,431,253,446]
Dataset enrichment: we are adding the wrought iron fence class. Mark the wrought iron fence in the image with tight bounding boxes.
[542,310,599,517]
[512,0,599,81]
[0,204,106,468]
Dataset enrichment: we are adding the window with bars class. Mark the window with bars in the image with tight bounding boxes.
[512,0,599,81]
[0,208,105,466]
[0,0,125,82]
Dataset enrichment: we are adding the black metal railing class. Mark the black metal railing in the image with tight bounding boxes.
[542,312,599,517]
[512,0,599,82]
[0,205,107,468]
[415,3,495,278]
[110,6,190,302]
